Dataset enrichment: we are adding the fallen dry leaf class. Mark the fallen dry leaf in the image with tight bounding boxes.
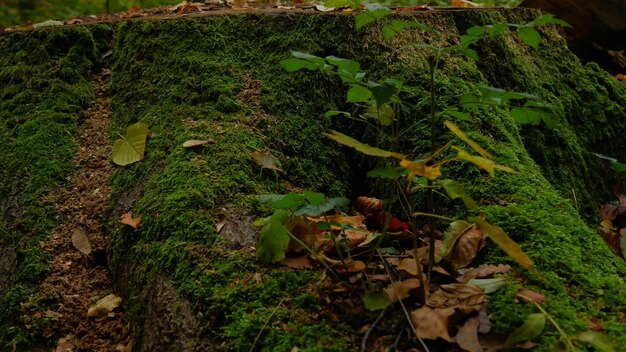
[71,227,92,255]
[478,304,492,333]
[55,335,75,352]
[410,306,455,342]
[87,294,122,317]
[280,255,313,269]
[427,283,484,312]
[456,316,482,352]
[448,226,486,269]
[115,340,133,352]
[182,139,215,148]
[335,260,366,273]
[516,288,547,303]
[354,196,382,216]
[396,257,420,277]
[251,151,283,173]
[119,212,142,229]
[457,264,512,282]
[45,310,62,319]
[215,220,226,233]
[383,278,423,303]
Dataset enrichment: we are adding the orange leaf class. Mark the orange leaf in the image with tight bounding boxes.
[120,212,142,229]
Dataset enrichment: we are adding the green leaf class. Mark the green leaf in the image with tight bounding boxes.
[347,85,372,103]
[325,110,351,118]
[439,179,478,210]
[458,47,479,61]
[511,101,559,128]
[294,197,350,217]
[280,58,319,72]
[112,122,148,166]
[487,23,509,36]
[468,278,506,294]
[259,193,305,210]
[517,27,542,50]
[325,56,363,83]
[466,25,485,36]
[532,14,571,28]
[303,191,325,206]
[368,79,397,107]
[256,210,292,264]
[377,104,395,126]
[355,8,391,31]
[326,130,405,159]
[363,291,392,311]
[367,166,402,179]
[473,217,536,273]
[504,313,546,347]
[444,109,471,121]
[291,51,326,66]
[382,20,438,41]
[574,331,617,352]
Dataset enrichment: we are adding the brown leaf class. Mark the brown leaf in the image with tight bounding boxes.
[45,310,62,319]
[448,226,486,269]
[599,203,626,221]
[516,288,547,303]
[383,278,422,303]
[119,212,142,229]
[456,316,482,352]
[410,306,454,342]
[308,215,365,230]
[478,304,492,333]
[55,335,75,352]
[342,229,368,248]
[87,294,122,317]
[115,340,133,352]
[250,151,283,173]
[396,258,420,277]
[427,283,484,312]
[354,196,382,216]
[457,264,512,282]
[182,139,215,148]
[335,260,366,273]
[71,227,91,255]
[280,255,313,269]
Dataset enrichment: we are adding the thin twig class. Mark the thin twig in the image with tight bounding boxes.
[360,309,386,352]
[249,297,285,352]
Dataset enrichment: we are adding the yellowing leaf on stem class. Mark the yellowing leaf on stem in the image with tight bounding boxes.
[473,216,536,273]
[400,159,441,180]
[112,122,148,166]
[444,120,491,158]
[454,147,516,176]
[325,130,405,159]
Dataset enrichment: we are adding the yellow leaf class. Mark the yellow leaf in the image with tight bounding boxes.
[326,130,405,159]
[473,217,535,273]
[455,148,516,176]
[444,120,491,158]
[400,159,441,180]
[112,122,148,166]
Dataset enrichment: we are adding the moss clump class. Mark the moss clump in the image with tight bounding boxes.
[0,25,111,348]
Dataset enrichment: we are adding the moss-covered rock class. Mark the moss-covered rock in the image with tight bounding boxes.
[2,8,626,351]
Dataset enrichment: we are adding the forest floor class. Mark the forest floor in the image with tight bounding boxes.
[35,69,131,351]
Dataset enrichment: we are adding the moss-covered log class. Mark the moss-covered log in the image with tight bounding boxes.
[1,8,626,351]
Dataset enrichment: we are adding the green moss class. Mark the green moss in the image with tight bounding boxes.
[0,25,111,348]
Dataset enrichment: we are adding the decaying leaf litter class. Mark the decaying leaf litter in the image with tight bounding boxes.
[30,70,131,351]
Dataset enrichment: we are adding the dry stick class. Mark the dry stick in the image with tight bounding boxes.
[249,297,285,352]
[378,250,430,352]
[360,308,386,352]
[391,329,405,351]
[426,55,438,283]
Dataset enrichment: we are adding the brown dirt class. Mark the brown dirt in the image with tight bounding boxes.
[35,70,131,351]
